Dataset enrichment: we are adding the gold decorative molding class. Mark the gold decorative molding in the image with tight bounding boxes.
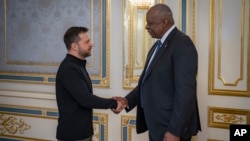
[0,0,110,88]
[191,0,197,44]
[0,114,31,135]
[208,0,250,96]
[0,104,109,141]
[208,107,250,129]
[121,115,196,141]
[92,113,108,141]
[123,0,197,89]
[217,0,244,86]
[123,0,157,89]
[191,136,197,141]
[121,115,136,141]
[0,104,58,119]
[0,134,50,141]
[208,139,224,141]
[177,0,197,43]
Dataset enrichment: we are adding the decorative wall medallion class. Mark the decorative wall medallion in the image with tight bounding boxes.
[208,107,250,129]
[0,114,31,134]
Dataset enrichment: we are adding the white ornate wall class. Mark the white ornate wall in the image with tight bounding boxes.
[0,0,249,141]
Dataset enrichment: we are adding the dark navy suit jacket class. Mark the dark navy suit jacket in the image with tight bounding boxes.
[125,28,201,141]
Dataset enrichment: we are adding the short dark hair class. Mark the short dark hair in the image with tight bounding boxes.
[63,26,88,50]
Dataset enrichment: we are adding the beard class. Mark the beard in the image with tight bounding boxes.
[78,49,91,58]
[78,45,91,57]
[83,52,91,58]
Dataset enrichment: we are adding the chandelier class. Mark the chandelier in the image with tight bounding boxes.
[129,0,154,7]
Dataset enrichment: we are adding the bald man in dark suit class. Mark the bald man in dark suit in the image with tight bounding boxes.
[113,4,201,141]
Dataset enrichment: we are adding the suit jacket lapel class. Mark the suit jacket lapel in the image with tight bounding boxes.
[144,42,158,68]
[142,28,177,81]
[146,42,168,73]
[140,41,158,83]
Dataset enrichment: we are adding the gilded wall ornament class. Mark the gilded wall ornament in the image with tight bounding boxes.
[0,114,31,134]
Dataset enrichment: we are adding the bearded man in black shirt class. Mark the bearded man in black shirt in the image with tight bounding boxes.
[56,26,124,141]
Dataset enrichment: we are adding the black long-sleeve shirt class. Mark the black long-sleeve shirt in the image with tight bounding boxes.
[56,54,117,140]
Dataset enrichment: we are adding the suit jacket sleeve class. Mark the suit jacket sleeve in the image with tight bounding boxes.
[125,86,139,112]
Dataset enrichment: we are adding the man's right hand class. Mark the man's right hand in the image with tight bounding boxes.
[112,97,128,114]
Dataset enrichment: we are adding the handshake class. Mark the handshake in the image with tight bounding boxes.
[112,97,128,114]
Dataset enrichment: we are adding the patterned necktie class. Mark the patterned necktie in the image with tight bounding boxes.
[155,40,162,55]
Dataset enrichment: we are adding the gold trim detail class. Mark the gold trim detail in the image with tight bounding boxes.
[208,0,250,96]
[208,139,224,141]
[0,114,31,134]
[93,113,108,141]
[217,0,244,86]
[214,114,245,123]
[120,115,196,141]
[208,107,250,129]
[123,0,197,89]
[0,104,109,141]
[191,0,197,44]
[0,134,50,141]
[0,0,110,88]
[123,0,155,89]
[121,115,136,141]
